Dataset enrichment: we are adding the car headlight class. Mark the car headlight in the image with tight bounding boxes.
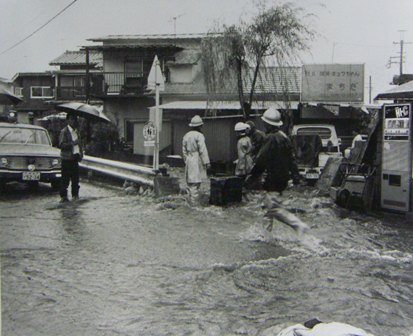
[1,157,9,167]
[51,158,60,167]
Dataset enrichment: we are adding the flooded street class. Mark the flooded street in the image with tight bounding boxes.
[1,180,412,336]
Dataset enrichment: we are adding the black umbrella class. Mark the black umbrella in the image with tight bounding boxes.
[0,87,23,105]
[56,102,111,123]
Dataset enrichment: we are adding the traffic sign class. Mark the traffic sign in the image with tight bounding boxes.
[143,121,157,141]
[144,140,155,147]
[147,55,165,91]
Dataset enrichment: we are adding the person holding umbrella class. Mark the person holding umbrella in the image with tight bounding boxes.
[58,113,83,203]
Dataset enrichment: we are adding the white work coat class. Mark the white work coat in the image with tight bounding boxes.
[182,130,210,184]
[235,135,254,176]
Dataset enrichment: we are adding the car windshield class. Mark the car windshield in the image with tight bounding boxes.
[0,127,51,145]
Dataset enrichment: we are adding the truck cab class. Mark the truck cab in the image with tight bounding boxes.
[291,124,342,183]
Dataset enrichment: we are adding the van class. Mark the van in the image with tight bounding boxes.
[291,124,342,182]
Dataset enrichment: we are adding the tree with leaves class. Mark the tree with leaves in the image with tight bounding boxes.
[201,1,315,131]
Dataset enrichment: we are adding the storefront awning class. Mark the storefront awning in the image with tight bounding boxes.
[151,100,299,110]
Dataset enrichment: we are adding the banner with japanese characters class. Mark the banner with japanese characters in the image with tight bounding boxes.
[301,64,364,102]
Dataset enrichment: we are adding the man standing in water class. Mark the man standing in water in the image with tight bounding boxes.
[246,107,300,194]
[182,115,210,205]
[58,114,83,203]
[246,108,306,232]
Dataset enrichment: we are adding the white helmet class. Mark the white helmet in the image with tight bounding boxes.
[234,122,249,132]
[261,107,283,126]
[189,115,204,127]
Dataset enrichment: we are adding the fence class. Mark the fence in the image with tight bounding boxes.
[80,155,155,187]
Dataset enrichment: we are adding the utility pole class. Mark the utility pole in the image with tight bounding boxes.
[369,75,372,104]
[390,30,412,76]
[85,47,90,103]
[364,75,372,104]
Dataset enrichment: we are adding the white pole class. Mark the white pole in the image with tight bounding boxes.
[153,58,160,171]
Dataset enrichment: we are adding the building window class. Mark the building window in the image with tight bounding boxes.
[125,61,143,78]
[14,87,23,97]
[60,76,85,87]
[30,86,54,99]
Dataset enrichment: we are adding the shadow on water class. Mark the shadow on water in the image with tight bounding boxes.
[57,200,91,246]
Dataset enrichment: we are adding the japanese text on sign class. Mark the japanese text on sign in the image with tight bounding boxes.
[301,64,364,102]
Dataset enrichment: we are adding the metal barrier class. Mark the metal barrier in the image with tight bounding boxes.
[80,155,155,187]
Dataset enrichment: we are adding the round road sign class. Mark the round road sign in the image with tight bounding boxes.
[143,121,157,141]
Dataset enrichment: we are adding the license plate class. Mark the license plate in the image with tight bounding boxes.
[22,172,40,181]
[306,173,319,179]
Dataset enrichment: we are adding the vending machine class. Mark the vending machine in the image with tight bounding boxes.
[381,103,412,212]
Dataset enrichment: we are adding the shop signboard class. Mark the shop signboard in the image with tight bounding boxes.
[302,64,364,102]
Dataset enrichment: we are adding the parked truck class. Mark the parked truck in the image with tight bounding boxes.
[291,124,343,184]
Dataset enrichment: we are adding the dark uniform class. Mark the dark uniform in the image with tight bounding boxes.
[246,120,266,159]
[249,129,300,193]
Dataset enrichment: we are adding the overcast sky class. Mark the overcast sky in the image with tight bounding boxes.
[1,0,412,101]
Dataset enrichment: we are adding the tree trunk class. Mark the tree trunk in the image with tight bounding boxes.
[248,56,261,118]
[236,59,246,119]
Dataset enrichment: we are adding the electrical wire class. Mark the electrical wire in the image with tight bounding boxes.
[0,0,78,56]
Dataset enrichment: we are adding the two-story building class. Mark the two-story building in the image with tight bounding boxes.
[49,50,104,104]
[86,33,301,163]
[12,72,55,124]
[11,50,104,125]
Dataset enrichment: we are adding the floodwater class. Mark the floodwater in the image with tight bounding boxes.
[1,181,412,336]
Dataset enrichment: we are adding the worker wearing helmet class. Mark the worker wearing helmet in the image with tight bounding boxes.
[245,120,266,160]
[182,115,210,205]
[246,107,300,194]
[234,122,254,178]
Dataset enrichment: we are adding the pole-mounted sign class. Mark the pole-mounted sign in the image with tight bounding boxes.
[143,121,157,147]
[147,55,164,171]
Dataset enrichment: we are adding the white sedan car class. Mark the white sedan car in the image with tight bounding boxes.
[0,122,61,190]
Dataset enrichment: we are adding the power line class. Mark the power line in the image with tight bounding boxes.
[0,0,78,56]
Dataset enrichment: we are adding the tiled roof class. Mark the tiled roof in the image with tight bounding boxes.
[49,50,103,68]
[12,72,53,81]
[88,33,218,42]
[204,66,302,95]
[244,67,301,94]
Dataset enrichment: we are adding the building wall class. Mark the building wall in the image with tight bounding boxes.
[103,51,128,72]
[172,117,239,163]
[103,96,155,145]
[99,39,208,155]
[133,121,171,156]
[169,65,193,83]
[12,74,55,123]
